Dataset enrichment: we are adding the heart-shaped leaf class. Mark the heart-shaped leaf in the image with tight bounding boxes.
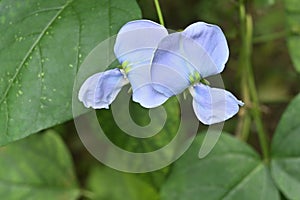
[0,0,141,146]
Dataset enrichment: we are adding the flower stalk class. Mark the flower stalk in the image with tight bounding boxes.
[154,0,165,26]
[237,0,270,162]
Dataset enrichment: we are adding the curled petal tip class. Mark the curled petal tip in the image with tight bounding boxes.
[237,100,245,106]
[190,84,243,125]
[78,69,128,109]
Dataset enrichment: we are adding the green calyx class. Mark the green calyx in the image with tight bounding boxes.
[189,71,201,85]
[200,78,210,86]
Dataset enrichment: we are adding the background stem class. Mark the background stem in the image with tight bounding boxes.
[237,0,270,161]
[154,0,165,26]
[236,0,251,140]
[246,15,270,162]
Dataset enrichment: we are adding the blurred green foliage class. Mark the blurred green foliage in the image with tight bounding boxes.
[0,131,80,199]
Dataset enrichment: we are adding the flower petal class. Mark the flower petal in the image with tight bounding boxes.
[78,68,129,109]
[190,84,244,125]
[133,85,169,108]
[127,62,168,108]
[114,19,168,65]
[114,20,169,108]
[151,32,216,96]
[183,22,229,76]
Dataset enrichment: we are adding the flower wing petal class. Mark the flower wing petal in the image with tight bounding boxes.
[127,62,168,108]
[190,84,244,125]
[151,32,218,96]
[183,22,229,76]
[78,69,128,109]
[151,33,194,97]
[114,19,168,65]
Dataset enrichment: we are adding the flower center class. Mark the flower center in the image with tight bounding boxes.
[188,70,210,86]
[121,61,131,74]
[188,71,201,85]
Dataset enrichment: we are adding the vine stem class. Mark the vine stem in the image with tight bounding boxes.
[246,15,270,162]
[154,0,165,26]
[236,1,251,141]
[237,0,270,162]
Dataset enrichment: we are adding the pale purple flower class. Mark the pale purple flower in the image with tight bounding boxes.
[79,19,243,125]
[151,22,244,125]
[78,20,169,109]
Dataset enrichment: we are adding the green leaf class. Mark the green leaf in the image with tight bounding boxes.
[0,130,80,200]
[94,93,184,185]
[285,0,300,72]
[0,0,141,145]
[86,166,159,200]
[161,133,280,200]
[271,94,300,199]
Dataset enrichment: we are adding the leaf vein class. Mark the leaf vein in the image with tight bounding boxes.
[0,0,73,106]
[27,6,65,17]
[220,163,262,200]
